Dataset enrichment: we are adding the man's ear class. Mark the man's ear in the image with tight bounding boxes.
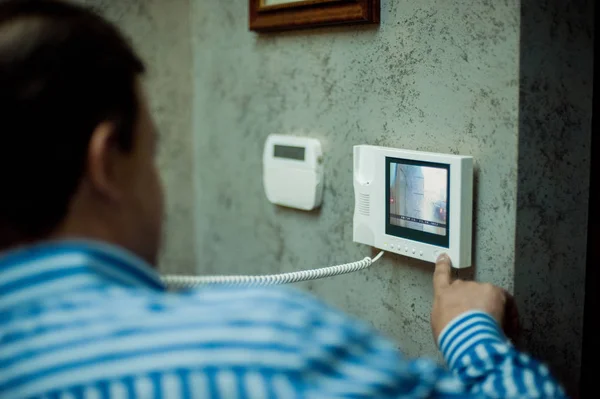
[86,121,124,202]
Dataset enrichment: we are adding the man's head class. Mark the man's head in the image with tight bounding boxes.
[0,0,164,265]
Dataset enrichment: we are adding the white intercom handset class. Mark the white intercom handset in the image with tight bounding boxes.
[353,145,473,268]
[163,137,383,290]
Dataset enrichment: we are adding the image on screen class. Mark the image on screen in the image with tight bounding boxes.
[389,162,448,236]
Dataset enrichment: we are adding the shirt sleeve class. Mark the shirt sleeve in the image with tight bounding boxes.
[292,290,566,398]
[436,311,567,398]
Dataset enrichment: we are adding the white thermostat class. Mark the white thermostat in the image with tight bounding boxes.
[353,145,473,268]
[263,135,324,211]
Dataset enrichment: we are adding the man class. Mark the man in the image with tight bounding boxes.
[0,1,565,397]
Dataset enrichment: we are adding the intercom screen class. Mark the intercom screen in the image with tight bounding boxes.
[386,158,450,247]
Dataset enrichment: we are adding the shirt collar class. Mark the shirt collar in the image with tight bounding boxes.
[0,240,166,300]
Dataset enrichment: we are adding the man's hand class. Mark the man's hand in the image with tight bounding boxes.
[431,254,518,342]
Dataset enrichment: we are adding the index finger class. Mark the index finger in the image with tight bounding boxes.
[433,253,453,293]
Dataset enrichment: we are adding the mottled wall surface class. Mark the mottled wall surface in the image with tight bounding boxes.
[80,0,196,274]
[86,0,591,393]
[514,0,593,394]
[192,0,519,361]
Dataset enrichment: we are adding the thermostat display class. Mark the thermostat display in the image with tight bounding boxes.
[274,145,306,161]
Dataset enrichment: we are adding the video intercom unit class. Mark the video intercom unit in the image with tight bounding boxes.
[353,145,473,268]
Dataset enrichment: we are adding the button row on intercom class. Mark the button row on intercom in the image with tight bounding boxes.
[385,243,424,258]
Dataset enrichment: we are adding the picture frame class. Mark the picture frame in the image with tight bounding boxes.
[249,0,380,32]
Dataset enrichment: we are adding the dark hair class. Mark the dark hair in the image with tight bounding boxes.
[0,0,145,247]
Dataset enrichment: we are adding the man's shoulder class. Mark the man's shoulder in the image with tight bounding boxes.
[3,286,333,353]
[85,286,356,366]
[2,284,406,398]
[179,285,327,312]
[114,285,356,345]
[6,285,353,336]
[168,286,348,327]
[46,285,344,332]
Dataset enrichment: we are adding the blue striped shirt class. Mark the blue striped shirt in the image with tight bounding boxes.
[0,241,565,398]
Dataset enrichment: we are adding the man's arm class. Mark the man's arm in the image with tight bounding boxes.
[436,311,566,397]
[430,254,565,397]
[293,254,566,398]
[296,299,564,398]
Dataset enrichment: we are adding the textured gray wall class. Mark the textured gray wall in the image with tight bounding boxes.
[514,0,593,394]
[192,0,519,361]
[81,0,196,274]
[86,0,591,394]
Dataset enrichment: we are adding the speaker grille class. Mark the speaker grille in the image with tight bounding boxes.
[358,193,370,216]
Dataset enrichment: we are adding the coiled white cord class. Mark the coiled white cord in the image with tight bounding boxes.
[162,251,385,290]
